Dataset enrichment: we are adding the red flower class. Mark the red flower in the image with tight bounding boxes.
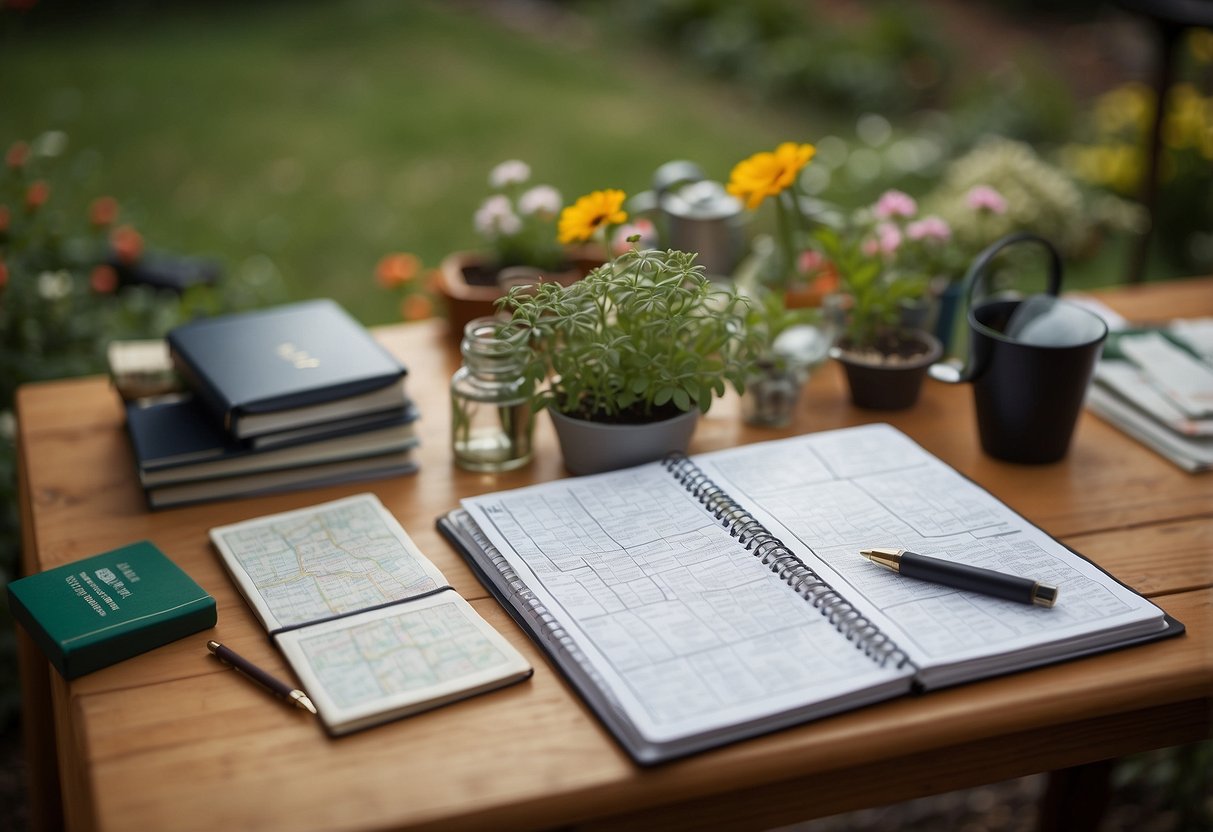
[110,225,144,264]
[25,180,49,211]
[0,261,8,290]
[400,293,433,321]
[90,264,119,294]
[375,253,420,289]
[0,205,9,234]
[5,141,29,169]
[89,196,119,228]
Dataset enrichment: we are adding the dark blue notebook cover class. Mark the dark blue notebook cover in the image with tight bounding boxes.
[125,395,418,472]
[166,299,406,429]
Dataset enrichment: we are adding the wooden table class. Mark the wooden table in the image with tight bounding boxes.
[16,278,1213,831]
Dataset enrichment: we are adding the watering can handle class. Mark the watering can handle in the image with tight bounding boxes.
[929,232,1064,384]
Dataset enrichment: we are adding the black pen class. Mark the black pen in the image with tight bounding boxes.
[860,548,1059,607]
[207,640,317,714]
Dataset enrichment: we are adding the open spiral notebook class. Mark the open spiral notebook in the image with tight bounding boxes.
[438,424,1180,765]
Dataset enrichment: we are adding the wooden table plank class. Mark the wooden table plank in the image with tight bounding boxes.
[64,588,1211,831]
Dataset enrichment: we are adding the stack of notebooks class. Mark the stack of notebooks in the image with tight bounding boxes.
[1085,320,1213,473]
[125,299,420,508]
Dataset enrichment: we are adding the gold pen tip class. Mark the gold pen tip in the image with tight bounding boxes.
[291,690,318,715]
[206,640,220,653]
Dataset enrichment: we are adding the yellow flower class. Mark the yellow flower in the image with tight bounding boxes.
[557,189,628,244]
[726,142,816,210]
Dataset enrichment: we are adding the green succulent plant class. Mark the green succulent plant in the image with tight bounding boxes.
[498,247,761,423]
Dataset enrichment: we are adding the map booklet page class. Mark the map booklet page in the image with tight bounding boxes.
[210,494,531,735]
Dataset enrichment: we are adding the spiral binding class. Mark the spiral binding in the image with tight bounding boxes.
[663,453,913,671]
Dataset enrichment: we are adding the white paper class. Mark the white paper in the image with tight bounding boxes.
[464,463,912,744]
[695,425,1166,684]
[1120,332,1213,418]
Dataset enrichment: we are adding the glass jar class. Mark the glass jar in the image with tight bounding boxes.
[450,316,534,472]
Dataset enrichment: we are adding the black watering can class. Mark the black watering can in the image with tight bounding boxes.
[930,233,1109,464]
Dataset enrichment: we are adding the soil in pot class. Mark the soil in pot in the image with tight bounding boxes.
[832,330,943,410]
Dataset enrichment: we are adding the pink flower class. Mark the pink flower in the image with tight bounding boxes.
[876,222,903,256]
[798,249,827,275]
[864,223,902,258]
[966,185,1007,215]
[906,215,952,243]
[873,189,917,220]
[610,218,657,254]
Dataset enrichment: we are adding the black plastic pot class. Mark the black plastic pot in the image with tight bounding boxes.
[832,330,943,410]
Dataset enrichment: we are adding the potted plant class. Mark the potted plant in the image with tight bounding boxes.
[498,225,760,475]
[438,160,600,335]
[738,288,827,427]
[814,192,944,410]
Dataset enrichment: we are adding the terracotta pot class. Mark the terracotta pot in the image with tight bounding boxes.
[548,407,699,476]
[831,330,943,410]
[438,248,603,338]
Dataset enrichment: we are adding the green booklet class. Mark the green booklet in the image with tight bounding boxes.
[8,540,217,679]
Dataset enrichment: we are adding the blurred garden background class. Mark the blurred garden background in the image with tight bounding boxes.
[1,0,1211,829]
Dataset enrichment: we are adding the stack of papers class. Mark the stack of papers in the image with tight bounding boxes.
[1086,321,1213,472]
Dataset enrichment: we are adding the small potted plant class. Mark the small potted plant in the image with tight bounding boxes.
[738,288,827,427]
[499,196,760,474]
[438,160,600,335]
[814,192,945,410]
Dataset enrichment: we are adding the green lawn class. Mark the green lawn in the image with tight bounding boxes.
[3,1,842,325]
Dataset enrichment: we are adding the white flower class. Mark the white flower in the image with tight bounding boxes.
[474,195,522,237]
[488,160,531,189]
[517,185,562,217]
[37,270,73,300]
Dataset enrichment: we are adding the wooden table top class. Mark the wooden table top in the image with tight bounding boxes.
[16,277,1213,832]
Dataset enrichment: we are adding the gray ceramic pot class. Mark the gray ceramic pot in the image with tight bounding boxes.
[549,408,699,475]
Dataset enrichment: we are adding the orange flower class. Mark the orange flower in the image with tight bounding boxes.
[90,264,119,294]
[557,189,627,244]
[111,225,144,264]
[5,141,29,169]
[400,293,433,321]
[424,268,443,293]
[726,142,815,210]
[375,253,420,288]
[25,180,49,211]
[89,196,119,228]
[809,262,840,295]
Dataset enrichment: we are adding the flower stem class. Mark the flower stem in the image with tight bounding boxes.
[774,193,798,290]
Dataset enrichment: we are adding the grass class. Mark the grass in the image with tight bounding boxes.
[2,1,840,325]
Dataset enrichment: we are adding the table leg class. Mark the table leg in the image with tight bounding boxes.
[16,436,64,831]
[1036,758,1114,832]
